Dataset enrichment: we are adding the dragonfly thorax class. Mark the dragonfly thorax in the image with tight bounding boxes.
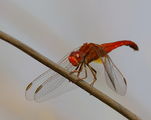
[68,43,103,66]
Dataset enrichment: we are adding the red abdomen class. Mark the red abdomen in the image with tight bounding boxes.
[100,40,139,54]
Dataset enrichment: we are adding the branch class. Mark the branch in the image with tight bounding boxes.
[0,30,141,120]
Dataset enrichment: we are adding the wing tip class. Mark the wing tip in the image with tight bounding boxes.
[119,90,127,96]
[25,82,32,91]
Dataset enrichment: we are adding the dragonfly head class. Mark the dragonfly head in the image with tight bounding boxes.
[68,51,82,66]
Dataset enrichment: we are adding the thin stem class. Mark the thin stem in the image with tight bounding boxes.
[0,30,141,120]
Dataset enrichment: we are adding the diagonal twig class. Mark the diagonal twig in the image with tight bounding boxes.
[0,30,141,120]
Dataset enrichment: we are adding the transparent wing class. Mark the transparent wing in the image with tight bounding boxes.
[101,55,127,95]
[25,54,77,102]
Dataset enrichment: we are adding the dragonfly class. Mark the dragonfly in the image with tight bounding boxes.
[25,40,138,102]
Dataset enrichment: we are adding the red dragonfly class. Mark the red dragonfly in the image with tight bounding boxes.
[25,40,138,102]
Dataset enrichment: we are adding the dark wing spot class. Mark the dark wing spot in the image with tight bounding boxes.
[26,82,32,91]
[123,77,127,86]
[35,85,43,94]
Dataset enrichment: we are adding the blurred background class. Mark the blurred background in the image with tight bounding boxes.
[0,0,151,120]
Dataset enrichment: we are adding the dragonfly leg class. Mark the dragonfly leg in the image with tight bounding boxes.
[69,64,81,75]
[70,62,88,83]
[80,63,87,79]
[70,62,83,77]
[87,64,97,86]
[77,62,84,77]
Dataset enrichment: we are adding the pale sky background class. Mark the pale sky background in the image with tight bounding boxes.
[0,0,151,120]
